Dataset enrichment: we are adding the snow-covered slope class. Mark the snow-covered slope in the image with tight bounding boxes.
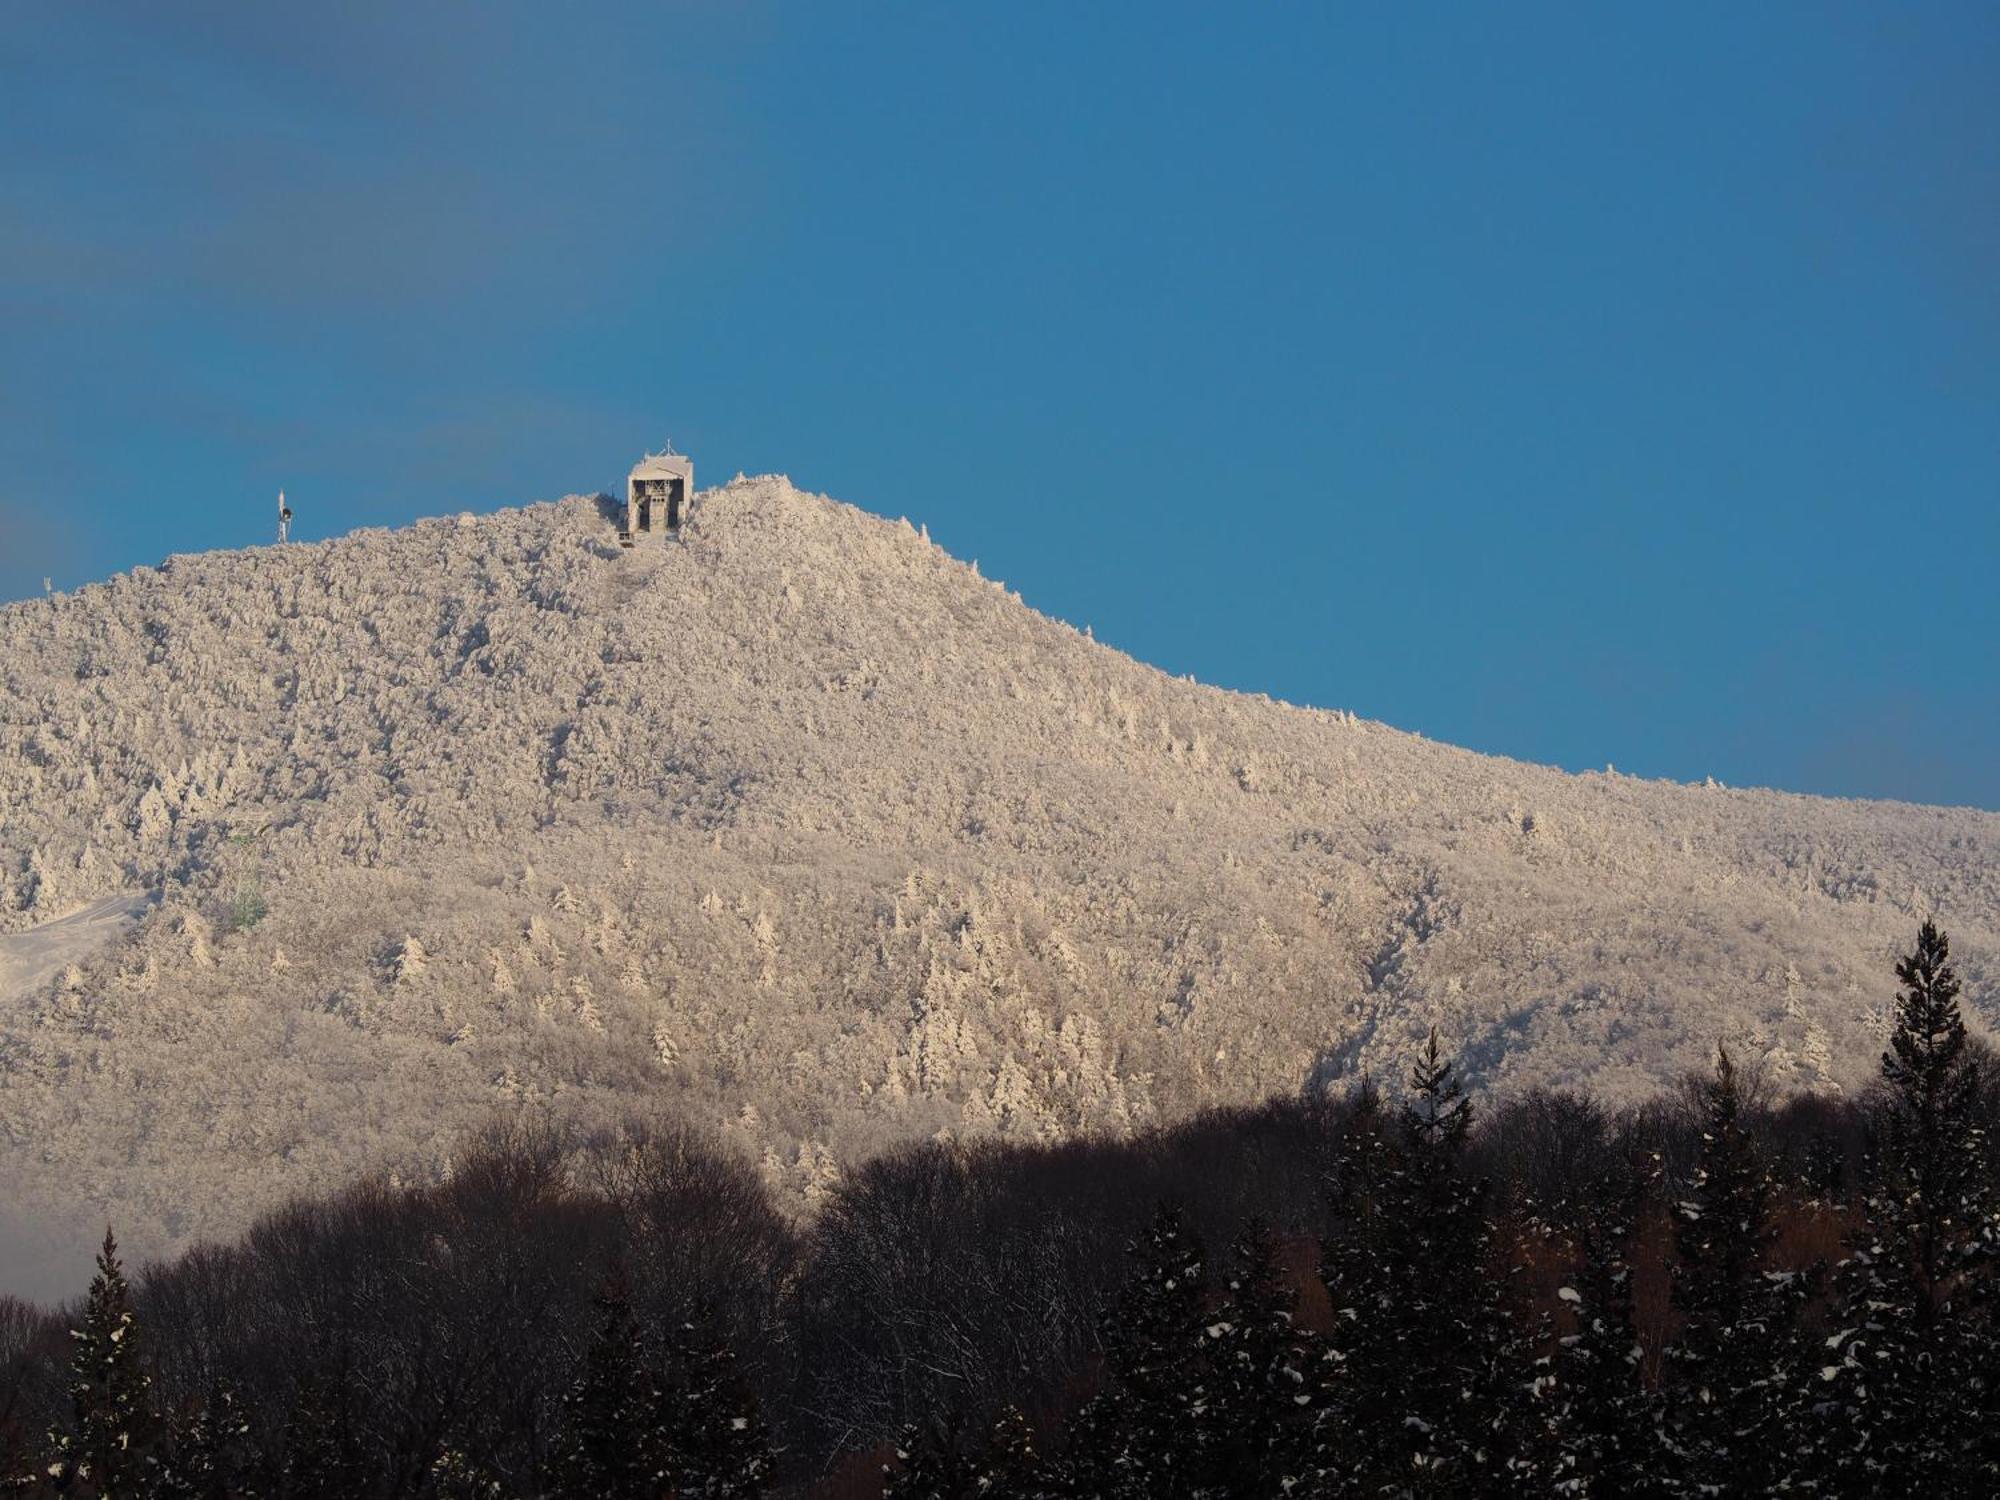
[2,478,1994,1277]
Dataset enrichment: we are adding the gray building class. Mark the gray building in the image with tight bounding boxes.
[623,449,694,544]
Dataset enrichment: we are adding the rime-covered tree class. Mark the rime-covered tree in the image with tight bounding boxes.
[48,1229,160,1498]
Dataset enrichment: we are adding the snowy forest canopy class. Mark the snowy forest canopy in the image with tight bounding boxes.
[4,922,1997,1497]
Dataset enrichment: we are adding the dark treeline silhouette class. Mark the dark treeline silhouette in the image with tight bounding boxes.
[4,921,1998,1496]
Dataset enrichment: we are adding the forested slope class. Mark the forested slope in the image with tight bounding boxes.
[1,477,1993,1280]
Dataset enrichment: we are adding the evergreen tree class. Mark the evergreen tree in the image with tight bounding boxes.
[882,1417,969,1500]
[1312,1081,1401,1489]
[1809,923,1993,1493]
[423,1443,506,1500]
[549,1272,668,1500]
[1316,1038,1523,1496]
[1204,1219,1315,1494]
[276,1359,367,1500]
[1064,1204,1211,1499]
[1531,1170,1661,1497]
[1881,921,1988,1306]
[967,1406,1043,1499]
[661,1320,771,1499]
[1405,1032,1526,1495]
[1660,1046,1797,1495]
[48,1228,160,1498]
[1403,1028,1473,1154]
[157,1384,263,1499]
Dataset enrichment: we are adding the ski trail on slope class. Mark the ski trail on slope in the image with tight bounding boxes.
[0,891,152,1003]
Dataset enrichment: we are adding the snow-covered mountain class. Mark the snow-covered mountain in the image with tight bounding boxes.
[2,478,1995,1285]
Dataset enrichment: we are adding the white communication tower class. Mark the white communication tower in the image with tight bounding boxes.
[277,491,293,544]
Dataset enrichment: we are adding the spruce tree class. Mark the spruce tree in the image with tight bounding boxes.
[424,1443,506,1500]
[1404,1031,1524,1494]
[1404,1027,1473,1153]
[1204,1218,1315,1493]
[50,1228,160,1498]
[1316,1037,1521,1495]
[967,1405,1043,1499]
[1660,1047,1796,1496]
[276,1358,366,1500]
[158,1383,263,1499]
[881,1417,969,1500]
[661,1320,771,1499]
[1881,921,1987,1306]
[550,1272,668,1499]
[1313,1080,1409,1490]
[1065,1203,1211,1499]
[1533,1169,1662,1497]
[1810,923,1992,1492]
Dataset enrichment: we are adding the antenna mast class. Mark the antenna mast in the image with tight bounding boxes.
[277,491,293,544]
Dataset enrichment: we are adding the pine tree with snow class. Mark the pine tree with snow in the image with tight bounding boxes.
[1312,1081,1410,1491]
[549,1272,669,1499]
[1659,1045,1799,1495]
[1531,1170,1663,1497]
[881,1417,969,1500]
[1202,1218,1316,1493]
[424,1444,506,1500]
[1405,1031,1527,1494]
[276,1360,366,1500]
[48,1228,161,1498]
[1807,923,1993,1492]
[1880,921,1988,1306]
[1402,1027,1473,1155]
[660,1320,772,1499]
[1316,1039,1522,1496]
[157,1383,264,1499]
[967,1405,1043,1499]
[1064,1203,1212,1498]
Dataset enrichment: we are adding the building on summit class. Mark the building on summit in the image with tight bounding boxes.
[623,448,693,545]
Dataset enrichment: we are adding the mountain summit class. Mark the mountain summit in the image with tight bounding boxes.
[2,477,1994,1280]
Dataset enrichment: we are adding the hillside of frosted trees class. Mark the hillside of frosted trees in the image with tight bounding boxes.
[4,921,1997,1496]
[4,481,1995,1283]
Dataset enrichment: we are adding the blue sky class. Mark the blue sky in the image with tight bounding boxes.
[4,3,1996,807]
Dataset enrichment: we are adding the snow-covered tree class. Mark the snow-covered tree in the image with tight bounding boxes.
[156,1383,263,1499]
[1203,1218,1316,1493]
[1065,1203,1211,1498]
[1808,923,1992,1492]
[661,1320,771,1499]
[1880,921,1989,1306]
[1317,1039,1523,1495]
[276,1361,367,1500]
[1531,1170,1662,1497]
[967,1405,1044,1499]
[881,1417,969,1500]
[424,1443,505,1500]
[550,1274,668,1498]
[48,1229,160,1498]
[1660,1046,1798,1495]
